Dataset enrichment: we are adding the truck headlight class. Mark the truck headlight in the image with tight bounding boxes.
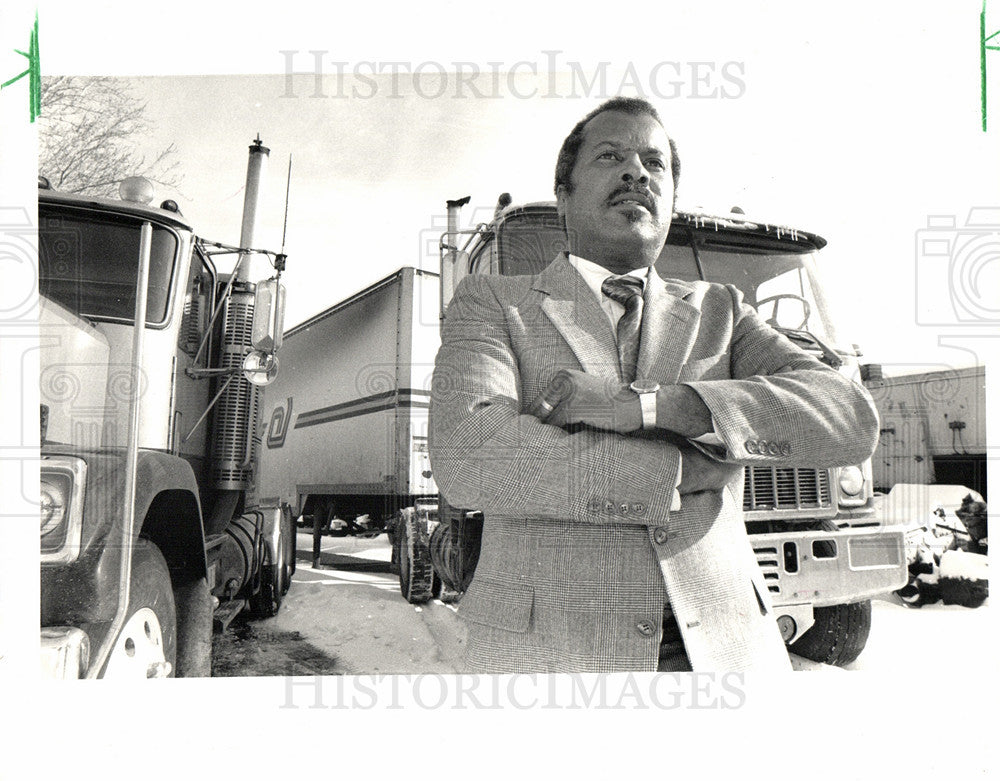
[838,465,864,497]
[40,476,69,537]
[41,457,86,564]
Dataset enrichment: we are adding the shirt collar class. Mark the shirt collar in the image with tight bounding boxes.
[567,253,650,301]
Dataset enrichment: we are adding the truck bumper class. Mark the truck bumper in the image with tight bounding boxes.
[40,626,90,679]
[753,526,908,609]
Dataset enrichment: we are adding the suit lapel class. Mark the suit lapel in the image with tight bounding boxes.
[536,254,621,376]
[636,269,701,384]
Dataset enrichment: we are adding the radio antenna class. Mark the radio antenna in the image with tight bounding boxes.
[280,154,292,254]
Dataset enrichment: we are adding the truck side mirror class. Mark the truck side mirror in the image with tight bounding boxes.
[243,350,279,385]
[252,277,286,352]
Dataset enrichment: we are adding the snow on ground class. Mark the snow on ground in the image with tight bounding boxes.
[843,594,994,672]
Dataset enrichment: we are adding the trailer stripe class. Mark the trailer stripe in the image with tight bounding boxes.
[294,388,431,429]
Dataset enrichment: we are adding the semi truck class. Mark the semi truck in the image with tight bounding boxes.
[257,267,439,549]
[39,138,295,679]
[259,195,908,666]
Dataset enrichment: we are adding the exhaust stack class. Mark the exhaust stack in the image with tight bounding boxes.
[440,195,471,319]
[236,136,270,282]
[210,138,270,497]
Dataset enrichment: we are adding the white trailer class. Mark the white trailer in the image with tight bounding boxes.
[257,267,440,531]
[867,365,987,497]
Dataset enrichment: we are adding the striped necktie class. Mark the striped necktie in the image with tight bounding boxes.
[600,274,644,383]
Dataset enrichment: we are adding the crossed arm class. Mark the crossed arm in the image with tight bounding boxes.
[526,284,879,471]
[429,276,880,523]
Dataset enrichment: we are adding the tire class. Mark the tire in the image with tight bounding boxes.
[388,514,401,575]
[790,600,872,667]
[399,509,434,604]
[102,539,177,678]
[174,575,212,677]
[249,525,285,618]
[282,504,296,589]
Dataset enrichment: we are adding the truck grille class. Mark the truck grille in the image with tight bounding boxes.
[210,288,260,491]
[753,544,781,594]
[743,467,831,512]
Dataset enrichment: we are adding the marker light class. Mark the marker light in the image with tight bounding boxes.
[119,176,155,204]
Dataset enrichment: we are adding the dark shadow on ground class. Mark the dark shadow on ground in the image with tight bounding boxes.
[212,616,343,677]
[294,550,391,573]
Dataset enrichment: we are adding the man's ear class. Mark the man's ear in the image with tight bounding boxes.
[555,184,568,219]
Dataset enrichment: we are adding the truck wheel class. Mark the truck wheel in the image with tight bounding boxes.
[399,509,434,604]
[102,539,177,678]
[174,575,212,677]
[790,600,872,667]
[249,529,286,618]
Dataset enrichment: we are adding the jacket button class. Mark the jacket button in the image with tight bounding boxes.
[619,503,630,514]
[604,500,616,513]
[745,440,758,454]
[781,443,791,456]
[631,502,646,515]
[653,527,670,545]
[636,619,656,637]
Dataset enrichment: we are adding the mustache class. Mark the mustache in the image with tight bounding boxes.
[607,183,656,214]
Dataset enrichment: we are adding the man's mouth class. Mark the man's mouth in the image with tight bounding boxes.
[609,189,655,214]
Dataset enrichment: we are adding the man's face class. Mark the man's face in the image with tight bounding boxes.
[556,110,674,270]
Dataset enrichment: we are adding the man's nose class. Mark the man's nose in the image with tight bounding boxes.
[621,154,649,185]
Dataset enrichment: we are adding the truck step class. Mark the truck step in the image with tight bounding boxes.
[213,599,247,633]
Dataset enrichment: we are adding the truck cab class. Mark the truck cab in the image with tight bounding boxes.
[38,149,293,679]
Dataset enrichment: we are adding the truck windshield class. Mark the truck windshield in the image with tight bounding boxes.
[665,242,843,349]
[38,204,178,325]
[491,211,845,351]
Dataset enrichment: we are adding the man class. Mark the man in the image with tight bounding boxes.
[429,97,879,672]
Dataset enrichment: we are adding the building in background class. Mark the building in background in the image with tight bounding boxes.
[866,366,987,499]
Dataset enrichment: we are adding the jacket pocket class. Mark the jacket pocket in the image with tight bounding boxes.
[459,580,534,633]
[678,353,729,382]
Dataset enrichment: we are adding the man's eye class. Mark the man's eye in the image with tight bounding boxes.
[646,159,666,171]
[597,151,620,161]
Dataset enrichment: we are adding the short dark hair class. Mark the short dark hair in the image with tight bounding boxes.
[553,96,680,196]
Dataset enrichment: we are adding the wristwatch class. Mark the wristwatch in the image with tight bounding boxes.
[629,379,660,429]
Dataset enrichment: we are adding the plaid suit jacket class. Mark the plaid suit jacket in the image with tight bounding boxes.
[429,254,879,672]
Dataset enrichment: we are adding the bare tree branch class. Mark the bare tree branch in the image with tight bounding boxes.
[39,76,184,196]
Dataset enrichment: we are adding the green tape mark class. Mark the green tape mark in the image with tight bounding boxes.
[983,1,1000,131]
[0,11,40,123]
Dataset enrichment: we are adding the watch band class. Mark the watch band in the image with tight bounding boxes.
[629,380,659,429]
[637,391,656,429]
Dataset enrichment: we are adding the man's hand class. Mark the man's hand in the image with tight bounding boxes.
[676,445,743,495]
[526,369,641,434]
